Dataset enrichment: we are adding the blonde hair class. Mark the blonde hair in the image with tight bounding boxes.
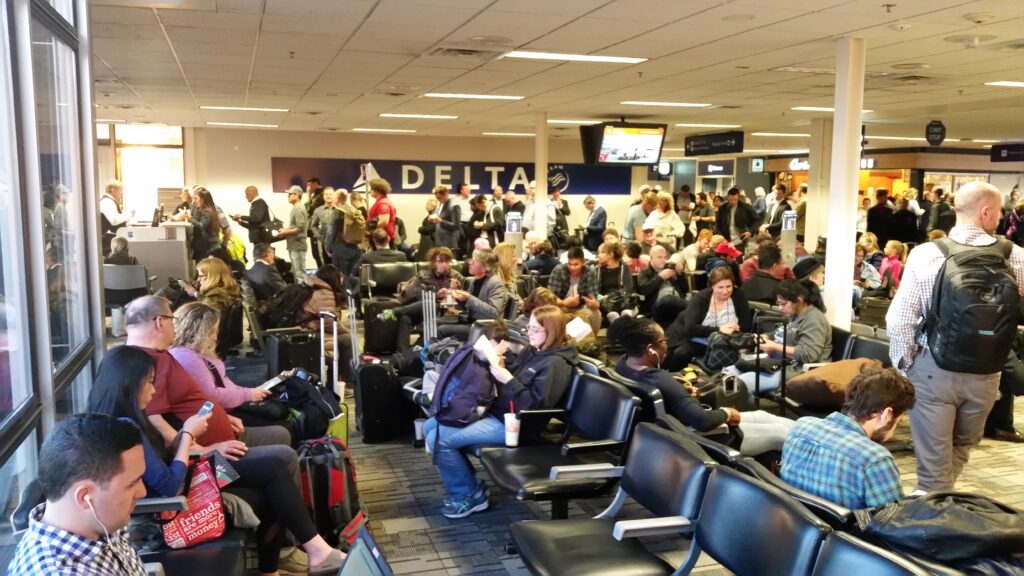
[904,187,918,201]
[493,242,518,286]
[858,231,880,253]
[197,257,238,296]
[105,179,122,194]
[531,305,568,350]
[885,240,906,260]
[657,191,674,212]
[172,302,220,357]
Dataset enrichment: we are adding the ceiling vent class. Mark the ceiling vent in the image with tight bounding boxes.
[422,43,508,63]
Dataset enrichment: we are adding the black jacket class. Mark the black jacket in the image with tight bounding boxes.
[740,271,781,304]
[237,197,273,244]
[244,260,287,301]
[715,201,756,239]
[763,199,793,237]
[615,357,727,432]
[489,343,578,421]
[362,248,408,264]
[636,265,687,315]
[675,287,753,342]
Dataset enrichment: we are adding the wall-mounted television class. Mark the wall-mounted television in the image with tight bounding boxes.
[580,122,668,165]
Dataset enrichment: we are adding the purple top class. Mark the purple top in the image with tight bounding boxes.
[169,347,254,410]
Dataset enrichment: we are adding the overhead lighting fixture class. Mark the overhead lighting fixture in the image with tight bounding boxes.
[424,92,523,100]
[866,135,927,141]
[985,81,1024,87]
[972,139,1000,143]
[752,132,810,137]
[548,119,601,125]
[675,123,741,128]
[504,50,646,64]
[352,128,417,133]
[201,105,289,112]
[95,119,124,123]
[207,122,278,128]
[379,113,458,119]
[621,100,711,107]
[662,148,687,151]
[792,106,873,113]
[482,131,535,137]
[745,148,810,154]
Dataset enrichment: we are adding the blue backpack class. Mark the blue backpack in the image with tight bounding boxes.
[428,345,496,428]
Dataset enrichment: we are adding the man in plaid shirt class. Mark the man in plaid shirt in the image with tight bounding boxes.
[886,182,1024,492]
[781,367,916,509]
[9,414,147,575]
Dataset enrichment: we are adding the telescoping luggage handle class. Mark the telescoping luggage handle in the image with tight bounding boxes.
[346,293,360,365]
[421,285,438,343]
[320,310,340,399]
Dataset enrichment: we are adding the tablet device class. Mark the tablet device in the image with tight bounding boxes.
[337,527,393,576]
[257,374,288,392]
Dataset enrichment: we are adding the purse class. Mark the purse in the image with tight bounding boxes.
[703,332,756,371]
[160,455,234,549]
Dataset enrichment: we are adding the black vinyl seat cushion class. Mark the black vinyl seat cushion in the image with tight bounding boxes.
[479,445,618,500]
[812,532,932,576]
[510,519,674,576]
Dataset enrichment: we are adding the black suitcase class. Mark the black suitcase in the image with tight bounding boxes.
[362,296,400,355]
[265,330,319,379]
[860,296,890,329]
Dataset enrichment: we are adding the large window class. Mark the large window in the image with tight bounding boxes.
[31,22,89,368]
[0,431,39,565]
[114,125,185,217]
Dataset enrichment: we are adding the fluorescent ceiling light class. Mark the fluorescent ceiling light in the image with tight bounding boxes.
[482,132,535,137]
[675,123,741,128]
[752,132,810,137]
[621,100,711,107]
[663,148,688,151]
[505,50,646,64]
[745,149,810,154]
[95,119,124,123]
[985,81,1024,88]
[207,122,278,128]
[379,113,457,119]
[792,106,873,113]
[352,128,417,133]
[548,119,601,125]
[201,105,289,112]
[867,135,927,141]
[424,92,523,100]
[972,139,1000,143]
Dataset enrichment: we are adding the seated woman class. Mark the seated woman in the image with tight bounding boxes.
[437,249,511,341]
[595,242,635,324]
[858,231,885,270]
[610,316,794,456]
[424,305,578,519]
[395,247,464,352]
[104,236,140,265]
[853,244,882,310]
[664,266,752,371]
[180,256,241,316]
[88,345,345,576]
[169,302,275,417]
[524,240,558,275]
[736,279,832,403]
[515,287,600,352]
[296,264,355,383]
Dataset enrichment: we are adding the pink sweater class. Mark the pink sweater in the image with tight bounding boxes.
[168,347,254,410]
[879,255,903,290]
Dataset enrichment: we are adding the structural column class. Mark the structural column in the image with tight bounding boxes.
[805,117,833,251]
[822,36,866,329]
[533,112,548,238]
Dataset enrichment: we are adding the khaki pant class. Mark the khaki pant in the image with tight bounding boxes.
[907,348,1000,491]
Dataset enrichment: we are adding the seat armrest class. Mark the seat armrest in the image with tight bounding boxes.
[612,516,692,540]
[262,327,307,335]
[133,496,187,515]
[697,424,730,436]
[517,408,567,424]
[561,439,624,457]
[549,463,623,481]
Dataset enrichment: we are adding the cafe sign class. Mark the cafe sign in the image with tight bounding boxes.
[788,157,875,171]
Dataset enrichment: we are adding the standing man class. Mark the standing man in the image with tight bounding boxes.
[367,178,396,247]
[100,179,131,255]
[478,193,504,248]
[504,189,525,216]
[452,182,473,255]
[675,184,695,245]
[309,188,336,266]
[795,183,808,244]
[781,367,916,509]
[582,196,606,252]
[304,177,325,269]
[759,184,792,239]
[276,186,309,283]
[325,189,364,311]
[9,413,148,575]
[866,188,893,247]
[432,185,462,253]
[887,182,1024,492]
[232,185,274,257]
[715,187,755,248]
[622,189,657,243]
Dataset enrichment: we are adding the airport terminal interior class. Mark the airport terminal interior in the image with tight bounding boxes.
[0,0,1023,574]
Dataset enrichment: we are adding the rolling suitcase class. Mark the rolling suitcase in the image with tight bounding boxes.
[265,330,318,379]
[362,296,401,355]
[349,295,417,443]
[320,311,349,445]
[860,296,891,329]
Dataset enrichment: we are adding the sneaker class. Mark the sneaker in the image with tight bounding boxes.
[442,482,488,507]
[441,489,489,519]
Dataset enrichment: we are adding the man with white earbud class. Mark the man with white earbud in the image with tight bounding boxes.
[10,413,148,575]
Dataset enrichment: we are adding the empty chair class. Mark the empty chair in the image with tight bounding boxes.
[851,321,876,337]
[367,262,417,297]
[848,334,892,366]
[602,369,667,424]
[103,264,149,307]
[812,532,932,576]
[511,423,716,576]
[479,373,640,519]
[577,354,605,376]
[656,415,741,465]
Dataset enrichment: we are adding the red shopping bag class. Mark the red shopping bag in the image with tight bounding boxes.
[160,455,229,549]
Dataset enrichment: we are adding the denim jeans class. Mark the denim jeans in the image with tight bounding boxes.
[423,415,505,501]
[289,250,307,283]
[331,243,362,302]
[739,370,783,406]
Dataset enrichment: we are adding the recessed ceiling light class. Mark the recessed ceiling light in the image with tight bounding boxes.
[621,101,711,107]
[675,123,741,128]
[201,105,289,112]
[985,81,1024,88]
[867,135,927,141]
[482,132,535,137]
[722,14,755,21]
[352,128,417,133]
[468,35,513,45]
[207,122,278,128]
[504,50,646,64]
[744,149,810,154]
[891,63,930,70]
[379,113,458,119]
[95,119,124,123]
[971,139,1000,143]
[792,106,873,113]
[752,132,810,137]
[547,119,602,125]
[424,92,524,100]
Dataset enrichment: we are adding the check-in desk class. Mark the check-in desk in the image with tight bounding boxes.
[116,223,193,283]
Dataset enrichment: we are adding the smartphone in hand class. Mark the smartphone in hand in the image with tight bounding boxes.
[197,401,214,417]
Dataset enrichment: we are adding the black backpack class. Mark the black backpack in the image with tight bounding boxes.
[260,283,313,328]
[276,372,342,441]
[925,237,1019,374]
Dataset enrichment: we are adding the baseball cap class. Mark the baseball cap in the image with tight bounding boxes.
[286,185,303,196]
[714,241,742,258]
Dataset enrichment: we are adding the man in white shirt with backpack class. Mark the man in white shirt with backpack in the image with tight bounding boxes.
[887,182,1024,493]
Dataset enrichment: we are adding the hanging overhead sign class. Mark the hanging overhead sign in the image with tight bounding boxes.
[684,131,744,156]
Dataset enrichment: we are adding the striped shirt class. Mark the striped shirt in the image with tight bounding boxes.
[781,412,903,510]
[885,224,1024,371]
[9,503,146,576]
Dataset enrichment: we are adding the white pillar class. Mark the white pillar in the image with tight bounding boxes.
[823,37,866,329]
[805,118,833,251]
[534,112,549,238]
